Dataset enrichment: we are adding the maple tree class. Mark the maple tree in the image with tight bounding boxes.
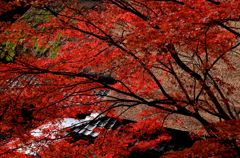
[0,0,240,157]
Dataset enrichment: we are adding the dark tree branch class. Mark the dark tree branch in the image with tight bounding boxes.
[207,0,220,5]
[216,22,240,37]
[166,43,231,120]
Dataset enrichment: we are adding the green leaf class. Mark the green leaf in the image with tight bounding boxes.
[6,56,13,62]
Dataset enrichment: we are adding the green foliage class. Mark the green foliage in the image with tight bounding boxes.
[0,34,62,62]
[21,4,64,28]
[22,7,54,27]
[33,33,62,58]
[0,42,16,63]
[49,33,62,58]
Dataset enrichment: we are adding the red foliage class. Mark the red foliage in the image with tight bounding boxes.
[37,120,170,158]
[163,120,240,158]
[0,0,240,157]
